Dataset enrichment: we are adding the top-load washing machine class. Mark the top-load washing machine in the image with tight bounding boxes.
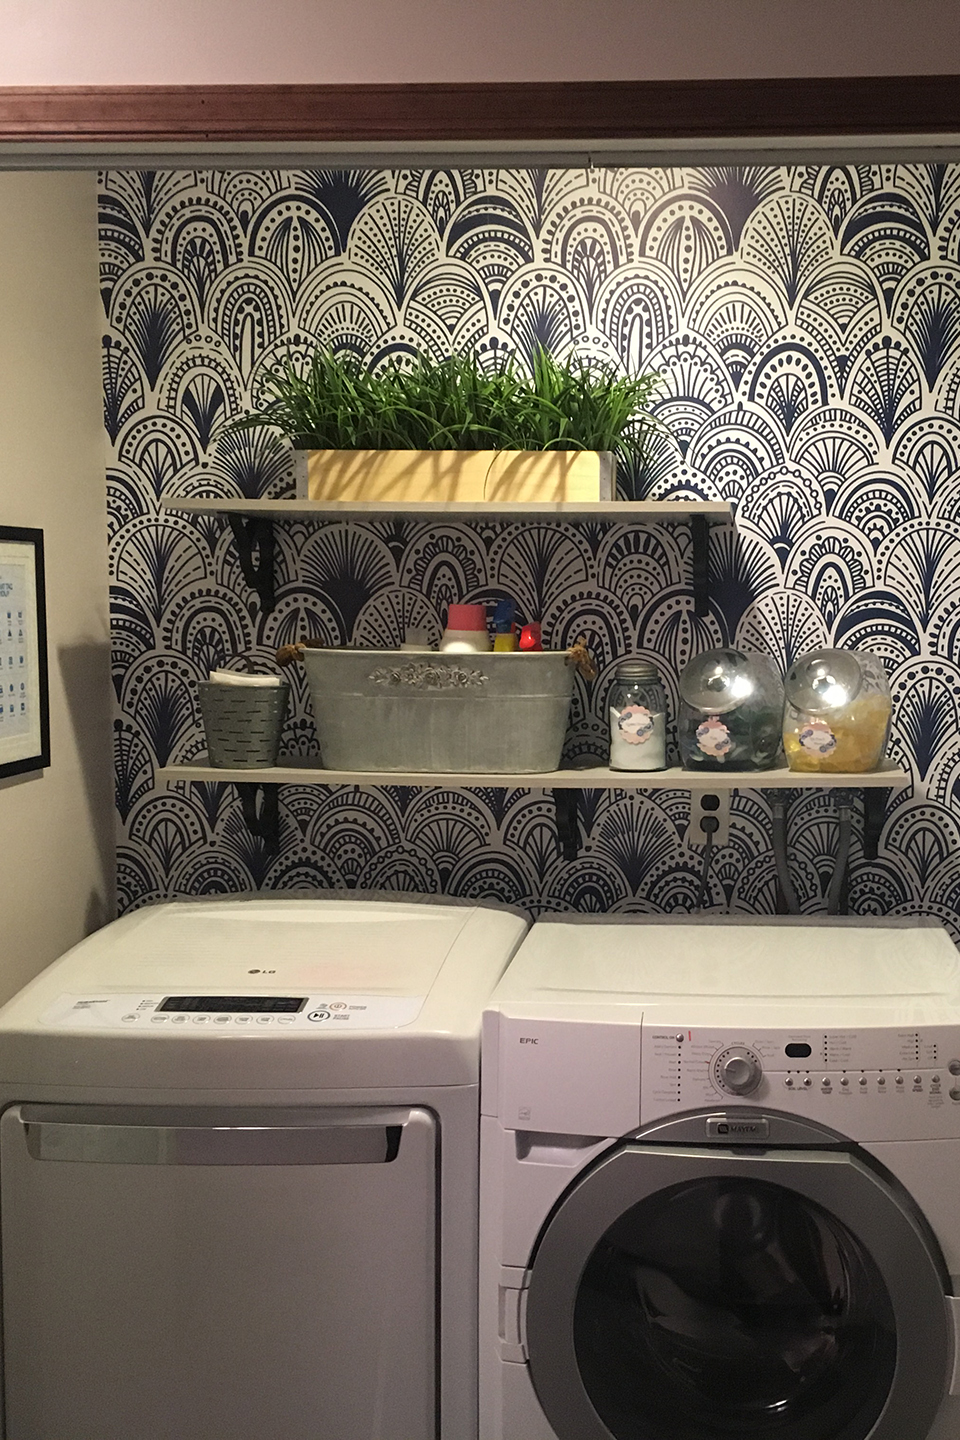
[0,892,528,1440]
[480,914,960,1440]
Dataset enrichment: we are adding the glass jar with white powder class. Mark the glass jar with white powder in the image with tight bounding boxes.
[609,660,667,771]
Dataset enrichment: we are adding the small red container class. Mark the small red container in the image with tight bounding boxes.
[446,603,488,631]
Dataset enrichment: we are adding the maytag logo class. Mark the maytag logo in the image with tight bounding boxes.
[706,1116,769,1140]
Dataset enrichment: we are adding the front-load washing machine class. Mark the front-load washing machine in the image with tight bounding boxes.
[0,892,528,1440]
[480,915,960,1440]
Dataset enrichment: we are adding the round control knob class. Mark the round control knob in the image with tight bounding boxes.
[714,1047,763,1095]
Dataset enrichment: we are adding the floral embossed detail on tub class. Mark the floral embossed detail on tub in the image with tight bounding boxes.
[369,662,488,690]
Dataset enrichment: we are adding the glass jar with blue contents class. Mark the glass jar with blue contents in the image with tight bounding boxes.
[678,648,783,771]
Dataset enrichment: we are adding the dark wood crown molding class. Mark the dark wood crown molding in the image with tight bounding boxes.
[0,75,958,145]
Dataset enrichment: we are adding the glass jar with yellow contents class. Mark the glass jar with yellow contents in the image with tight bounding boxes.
[783,649,892,773]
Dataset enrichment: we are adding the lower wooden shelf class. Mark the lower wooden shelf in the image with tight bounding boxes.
[157,760,908,791]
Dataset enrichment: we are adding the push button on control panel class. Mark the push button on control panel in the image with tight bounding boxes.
[778,1066,951,1098]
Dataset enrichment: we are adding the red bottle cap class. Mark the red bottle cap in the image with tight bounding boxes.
[519,623,543,651]
[446,603,487,631]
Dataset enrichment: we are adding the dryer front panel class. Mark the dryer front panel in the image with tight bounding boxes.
[1,1103,437,1440]
[525,1144,950,1440]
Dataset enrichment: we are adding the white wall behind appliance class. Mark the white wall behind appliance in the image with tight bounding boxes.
[0,171,113,1004]
[0,0,958,85]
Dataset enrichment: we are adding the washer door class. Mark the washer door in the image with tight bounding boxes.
[525,1145,949,1440]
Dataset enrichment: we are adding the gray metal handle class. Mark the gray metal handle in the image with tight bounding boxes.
[22,1119,402,1167]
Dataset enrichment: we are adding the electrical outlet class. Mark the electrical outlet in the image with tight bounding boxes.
[685,789,730,848]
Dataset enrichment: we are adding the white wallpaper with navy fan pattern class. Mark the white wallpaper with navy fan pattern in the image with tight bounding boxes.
[102,165,960,932]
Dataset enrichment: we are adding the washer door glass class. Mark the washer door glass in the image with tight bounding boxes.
[575,1175,895,1440]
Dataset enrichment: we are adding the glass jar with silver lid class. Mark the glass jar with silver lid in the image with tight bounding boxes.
[783,648,891,773]
[678,648,783,771]
[609,659,667,772]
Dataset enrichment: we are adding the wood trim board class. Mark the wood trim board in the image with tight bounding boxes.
[1,76,959,145]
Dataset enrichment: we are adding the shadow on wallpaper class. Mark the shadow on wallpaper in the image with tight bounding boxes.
[101,165,960,932]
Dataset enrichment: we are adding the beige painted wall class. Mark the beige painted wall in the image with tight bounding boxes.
[0,171,113,1004]
[0,0,958,84]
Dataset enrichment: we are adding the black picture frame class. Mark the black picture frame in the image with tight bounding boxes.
[0,526,50,780]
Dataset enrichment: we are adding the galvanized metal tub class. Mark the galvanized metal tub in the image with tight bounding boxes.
[301,649,574,773]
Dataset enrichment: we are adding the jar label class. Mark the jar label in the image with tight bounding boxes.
[617,704,656,745]
[696,715,732,759]
[799,719,837,756]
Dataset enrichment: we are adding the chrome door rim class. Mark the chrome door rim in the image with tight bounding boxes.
[526,1144,949,1440]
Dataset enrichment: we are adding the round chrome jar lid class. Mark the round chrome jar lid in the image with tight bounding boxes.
[680,648,768,714]
[785,648,863,713]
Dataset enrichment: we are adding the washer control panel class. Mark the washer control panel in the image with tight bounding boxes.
[39,993,425,1031]
[642,1024,960,1138]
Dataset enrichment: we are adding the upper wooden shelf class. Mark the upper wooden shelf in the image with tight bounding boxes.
[160,497,734,522]
[157,760,908,791]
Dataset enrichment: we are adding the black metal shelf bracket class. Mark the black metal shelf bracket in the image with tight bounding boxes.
[237,782,280,855]
[553,787,581,861]
[863,786,890,862]
[690,514,710,616]
[228,515,276,615]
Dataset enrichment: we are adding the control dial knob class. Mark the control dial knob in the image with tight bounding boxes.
[713,1046,763,1096]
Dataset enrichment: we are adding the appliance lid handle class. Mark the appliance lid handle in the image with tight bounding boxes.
[20,1118,403,1167]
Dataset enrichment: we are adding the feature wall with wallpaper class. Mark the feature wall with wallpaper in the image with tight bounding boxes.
[102,166,960,932]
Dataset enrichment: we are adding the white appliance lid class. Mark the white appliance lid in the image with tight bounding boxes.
[0,896,530,1091]
[57,897,475,997]
[490,916,960,1011]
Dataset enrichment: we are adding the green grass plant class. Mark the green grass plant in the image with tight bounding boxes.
[229,346,664,495]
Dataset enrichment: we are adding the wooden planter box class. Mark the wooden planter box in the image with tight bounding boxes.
[293,449,615,504]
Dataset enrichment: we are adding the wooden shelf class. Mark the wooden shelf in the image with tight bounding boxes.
[160,497,733,522]
[157,760,908,791]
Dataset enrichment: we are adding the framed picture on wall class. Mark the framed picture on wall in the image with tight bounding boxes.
[0,526,50,780]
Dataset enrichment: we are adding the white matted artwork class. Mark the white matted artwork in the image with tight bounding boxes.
[0,527,49,779]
